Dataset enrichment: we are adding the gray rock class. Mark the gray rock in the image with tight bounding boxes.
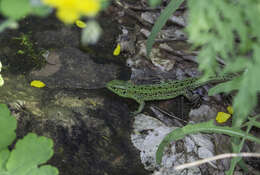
[131,114,203,175]
[34,27,80,48]
[5,81,147,175]
[189,105,217,123]
[29,47,120,89]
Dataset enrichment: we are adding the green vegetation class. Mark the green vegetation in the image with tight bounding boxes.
[0,0,105,45]
[10,33,46,73]
[0,0,259,174]
[0,0,50,20]
[0,104,58,175]
[147,0,260,174]
[146,0,184,55]
[0,0,50,32]
[156,118,260,162]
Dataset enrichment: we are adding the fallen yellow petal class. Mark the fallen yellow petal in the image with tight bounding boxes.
[227,106,233,114]
[75,19,87,28]
[113,44,121,56]
[30,80,46,88]
[216,112,231,123]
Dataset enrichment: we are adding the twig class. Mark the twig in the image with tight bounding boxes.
[114,0,152,28]
[152,106,188,124]
[174,152,260,170]
[125,4,161,11]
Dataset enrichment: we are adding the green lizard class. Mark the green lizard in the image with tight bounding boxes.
[106,74,235,115]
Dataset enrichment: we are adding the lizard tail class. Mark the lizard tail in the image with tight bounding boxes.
[210,73,236,81]
[196,73,239,86]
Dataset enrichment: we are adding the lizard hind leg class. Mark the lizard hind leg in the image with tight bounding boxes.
[131,100,145,116]
[183,90,201,107]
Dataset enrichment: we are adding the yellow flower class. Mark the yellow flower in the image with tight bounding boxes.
[42,0,101,23]
[216,112,231,123]
[77,0,101,16]
[57,9,79,24]
[113,44,121,56]
[75,20,87,28]
[43,0,75,7]
[227,105,233,114]
[30,80,46,88]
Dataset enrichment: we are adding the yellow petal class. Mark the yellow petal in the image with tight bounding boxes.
[113,44,121,56]
[43,0,75,8]
[77,0,101,16]
[30,80,46,88]
[75,19,87,28]
[56,8,79,24]
[227,106,233,114]
[216,112,231,123]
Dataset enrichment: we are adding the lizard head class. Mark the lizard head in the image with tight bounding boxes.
[106,80,132,98]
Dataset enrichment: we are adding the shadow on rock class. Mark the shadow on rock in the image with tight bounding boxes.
[11,89,149,175]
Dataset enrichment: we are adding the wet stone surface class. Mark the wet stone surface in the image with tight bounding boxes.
[34,27,80,49]
[0,12,145,175]
[10,88,148,175]
[29,47,120,89]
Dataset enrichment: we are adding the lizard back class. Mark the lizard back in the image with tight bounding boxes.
[106,74,235,101]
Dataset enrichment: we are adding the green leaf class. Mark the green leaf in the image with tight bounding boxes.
[208,75,242,95]
[223,58,249,73]
[0,149,10,172]
[197,45,218,78]
[0,0,31,20]
[0,104,58,175]
[6,133,57,175]
[183,1,260,173]
[243,115,260,129]
[28,165,59,175]
[156,120,260,164]
[0,104,17,150]
[146,0,184,56]
[186,0,260,122]
[233,63,260,119]
[31,6,52,17]
[186,0,212,44]
[248,121,260,129]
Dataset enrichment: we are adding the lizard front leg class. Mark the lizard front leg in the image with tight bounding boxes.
[131,100,145,116]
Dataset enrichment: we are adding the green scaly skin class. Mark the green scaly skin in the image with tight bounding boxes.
[106,74,235,115]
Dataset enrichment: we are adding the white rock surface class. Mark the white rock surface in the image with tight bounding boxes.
[130,114,219,175]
